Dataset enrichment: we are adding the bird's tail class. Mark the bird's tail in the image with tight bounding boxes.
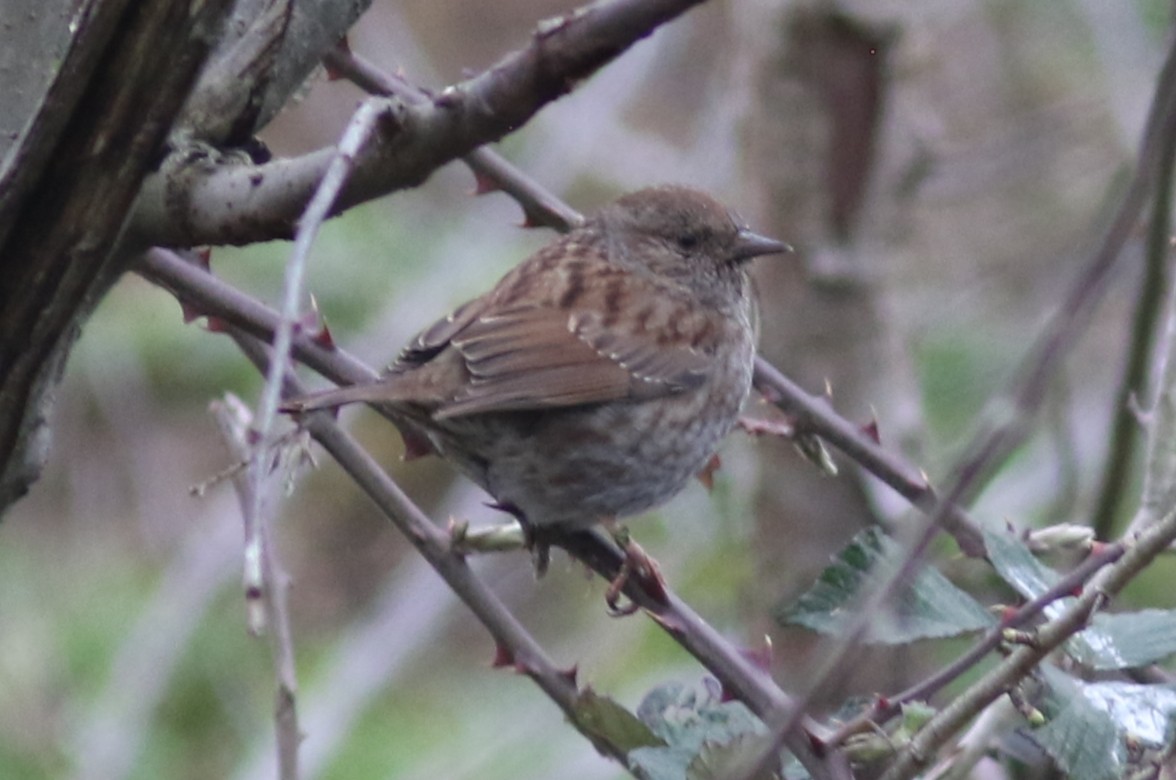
[279,381,408,413]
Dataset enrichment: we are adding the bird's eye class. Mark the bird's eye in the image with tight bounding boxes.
[676,233,701,251]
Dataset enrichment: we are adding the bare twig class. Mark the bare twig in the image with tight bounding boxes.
[322,47,585,232]
[256,98,388,442]
[211,396,303,780]
[1090,100,1176,539]
[751,359,986,556]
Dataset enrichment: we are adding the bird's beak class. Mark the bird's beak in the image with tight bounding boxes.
[732,229,792,262]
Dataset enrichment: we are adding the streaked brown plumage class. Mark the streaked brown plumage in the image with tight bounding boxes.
[283,185,788,537]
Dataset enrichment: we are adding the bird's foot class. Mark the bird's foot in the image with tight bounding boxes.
[603,522,666,616]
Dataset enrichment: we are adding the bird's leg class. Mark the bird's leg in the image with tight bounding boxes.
[602,518,666,616]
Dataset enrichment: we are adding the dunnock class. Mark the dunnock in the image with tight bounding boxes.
[283,185,788,606]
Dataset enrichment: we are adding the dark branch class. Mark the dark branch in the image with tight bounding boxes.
[131,0,706,247]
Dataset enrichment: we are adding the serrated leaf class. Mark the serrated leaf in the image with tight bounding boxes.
[985,531,1176,670]
[1068,609,1176,670]
[984,528,1063,601]
[688,733,779,780]
[1031,665,1176,780]
[776,528,994,643]
[631,681,768,780]
[570,689,663,755]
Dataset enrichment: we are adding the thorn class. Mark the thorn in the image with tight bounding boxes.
[645,610,685,634]
[740,636,773,673]
[471,168,500,196]
[191,247,212,270]
[399,427,436,460]
[696,454,721,491]
[205,316,230,333]
[324,36,352,81]
[313,322,336,350]
[862,408,881,444]
[919,469,933,490]
[1127,392,1152,427]
[180,300,203,324]
[485,500,525,522]
[491,641,514,668]
[519,202,553,229]
[824,377,834,399]
[558,665,579,687]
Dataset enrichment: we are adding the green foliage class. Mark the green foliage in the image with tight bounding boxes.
[775,528,995,643]
[571,688,663,755]
[779,527,1176,777]
[629,681,770,780]
[986,530,1176,669]
[1032,666,1176,780]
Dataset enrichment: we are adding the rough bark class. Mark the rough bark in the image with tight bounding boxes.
[0,0,234,511]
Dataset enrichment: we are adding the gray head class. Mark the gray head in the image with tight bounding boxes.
[595,185,790,304]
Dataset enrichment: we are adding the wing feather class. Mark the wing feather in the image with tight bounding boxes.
[430,305,713,419]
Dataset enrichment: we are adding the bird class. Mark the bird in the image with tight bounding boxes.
[282,185,789,610]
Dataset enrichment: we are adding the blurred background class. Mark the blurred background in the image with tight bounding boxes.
[2,0,1173,778]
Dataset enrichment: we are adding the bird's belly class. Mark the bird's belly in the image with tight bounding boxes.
[457,371,750,530]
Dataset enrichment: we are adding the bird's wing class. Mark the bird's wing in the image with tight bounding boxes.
[430,304,712,419]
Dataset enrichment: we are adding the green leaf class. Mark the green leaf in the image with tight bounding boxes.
[985,531,1176,670]
[1068,609,1176,670]
[983,528,1063,601]
[630,681,767,780]
[1031,665,1176,780]
[687,733,779,780]
[775,528,994,643]
[570,689,664,755]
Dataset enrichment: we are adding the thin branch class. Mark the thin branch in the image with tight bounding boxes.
[211,396,302,780]
[137,248,838,779]
[827,539,1126,747]
[323,47,989,562]
[256,97,387,440]
[228,332,636,761]
[734,23,1176,780]
[878,45,1176,770]
[880,506,1176,780]
[1090,101,1176,539]
[131,0,705,247]
[228,331,843,779]
[752,359,986,557]
[322,47,585,232]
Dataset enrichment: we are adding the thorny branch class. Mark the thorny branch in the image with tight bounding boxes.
[138,247,838,779]
[735,25,1176,780]
[130,0,707,247]
[131,9,1176,780]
